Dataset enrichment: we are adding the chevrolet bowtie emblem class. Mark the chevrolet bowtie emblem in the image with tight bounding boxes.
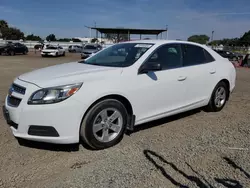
[9,87,14,96]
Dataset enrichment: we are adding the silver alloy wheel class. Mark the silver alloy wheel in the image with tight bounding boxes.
[92,108,123,143]
[214,86,226,108]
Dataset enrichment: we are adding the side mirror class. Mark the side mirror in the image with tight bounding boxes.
[138,62,162,74]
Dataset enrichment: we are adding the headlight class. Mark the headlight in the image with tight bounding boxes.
[28,83,82,104]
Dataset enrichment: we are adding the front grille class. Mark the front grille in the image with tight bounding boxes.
[8,96,22,107]
[12,83,26,95]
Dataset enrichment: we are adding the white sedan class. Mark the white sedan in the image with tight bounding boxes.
[3,40,236,150]
[41,46,65,57]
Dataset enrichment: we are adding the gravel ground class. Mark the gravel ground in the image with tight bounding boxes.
[0,53,249,188]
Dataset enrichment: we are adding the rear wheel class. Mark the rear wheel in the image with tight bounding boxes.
[80,99,128,150]
[9,50,15,56]
[205,81,229,112]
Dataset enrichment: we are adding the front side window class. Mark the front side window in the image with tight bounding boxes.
[182,44,207,66]
[145,43,182,70]
[79,43,154,67]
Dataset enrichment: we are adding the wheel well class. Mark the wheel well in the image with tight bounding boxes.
[219,79,230,100]
[82,94,133,122]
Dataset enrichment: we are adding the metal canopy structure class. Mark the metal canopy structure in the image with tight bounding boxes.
[86,26,168,42]
[88,27,167,35]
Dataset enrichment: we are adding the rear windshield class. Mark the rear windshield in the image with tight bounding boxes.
[46,46,58,49]
[84,45,98,50]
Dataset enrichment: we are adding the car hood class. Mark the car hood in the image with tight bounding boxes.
[18,62,122,88]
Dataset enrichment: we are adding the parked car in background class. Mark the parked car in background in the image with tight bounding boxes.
[241,53,250,67]
[41,45,66,57]
[0,42,28,56]
[3,40,236,150]
[34,44,43,50]
[214,49,243,61]
[68,45,83,53]
[81,44,102,59]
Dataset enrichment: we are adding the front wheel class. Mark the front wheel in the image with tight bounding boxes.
[62,52,65,56]
[205,82,229,112]
[80,99,128,150]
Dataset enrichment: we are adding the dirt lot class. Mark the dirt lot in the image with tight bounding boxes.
[0,53,250,188]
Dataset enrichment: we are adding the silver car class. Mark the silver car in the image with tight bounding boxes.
[80,44,102,59]
[68,45,83,53]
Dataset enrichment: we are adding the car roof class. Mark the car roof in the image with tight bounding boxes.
[120,39,209,48]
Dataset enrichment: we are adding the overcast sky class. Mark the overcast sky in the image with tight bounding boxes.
[0,0,250,40]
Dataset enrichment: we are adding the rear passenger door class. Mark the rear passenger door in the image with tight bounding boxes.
[181,44,217,107]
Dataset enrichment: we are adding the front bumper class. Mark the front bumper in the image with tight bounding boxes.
[3,79,85,144]
[80,53,92,59]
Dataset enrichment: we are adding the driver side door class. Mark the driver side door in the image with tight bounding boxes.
[133,43,189,123]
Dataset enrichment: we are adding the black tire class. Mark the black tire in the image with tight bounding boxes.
[9,51,15,56]
[23,50,28,55]
[62,52,65,56]
[80,99,128,150]
[55,52,58,57]
[205,81,229,112]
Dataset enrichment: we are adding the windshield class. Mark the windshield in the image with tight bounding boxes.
[46,46,58,49]
[79,43,154,67]
[84,45,98,50]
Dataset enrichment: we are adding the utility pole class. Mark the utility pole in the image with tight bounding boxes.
[94,21,98,39]
[211,30,214,42]
[166,25,168,40]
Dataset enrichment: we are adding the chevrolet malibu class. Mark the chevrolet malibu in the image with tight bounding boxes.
[3,40,236,150]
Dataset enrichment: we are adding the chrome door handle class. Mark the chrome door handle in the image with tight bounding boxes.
[210,70,216,74]
[178,76,187,81]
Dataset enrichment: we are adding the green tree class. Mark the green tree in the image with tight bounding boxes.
[91,38,99,43]
[26,34,42,41]
[105,33,128,43]
[72,38,82,42]
[0,20,24,40]
[187,35,210,44]
[57,38,71,42]
[0,20,8,29]
[2,27,24,40]
[239,30,250,46]
[46,34,56,41]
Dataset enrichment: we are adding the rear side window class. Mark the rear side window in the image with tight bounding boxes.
[204,49,215,63]
[182,44,207,66]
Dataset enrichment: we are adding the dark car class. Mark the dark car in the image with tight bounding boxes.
[214,49,243,61]
[0,42,28,56]
[80,44,102,59]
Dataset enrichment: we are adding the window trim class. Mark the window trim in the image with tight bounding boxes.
[138,43,183,75]
[181,44,215,67]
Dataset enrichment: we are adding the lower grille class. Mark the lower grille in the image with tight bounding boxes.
[28,126,60,137]
[8,96,22,107]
